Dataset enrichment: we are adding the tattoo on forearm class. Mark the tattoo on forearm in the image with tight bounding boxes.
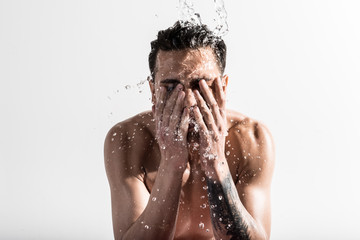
[206,174,251,240]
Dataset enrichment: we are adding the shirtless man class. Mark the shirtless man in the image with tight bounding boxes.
[104,21,275,240]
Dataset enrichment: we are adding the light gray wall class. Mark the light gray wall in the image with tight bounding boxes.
[1,0,359,239]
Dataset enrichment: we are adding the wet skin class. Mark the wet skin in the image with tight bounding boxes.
[104,48,275,240]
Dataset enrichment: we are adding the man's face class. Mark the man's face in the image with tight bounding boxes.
[150,47,227,135]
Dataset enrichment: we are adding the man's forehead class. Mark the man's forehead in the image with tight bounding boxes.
[155,47,220,80]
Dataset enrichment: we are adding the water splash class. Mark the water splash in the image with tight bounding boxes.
[179,0,202,26]
[213,0,229,36]
[123,78,148,93]
[178,0,229,37]
[199,222,205,229]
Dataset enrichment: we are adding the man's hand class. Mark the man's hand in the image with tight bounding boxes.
[193,77,228,176]
[154,84,190,171]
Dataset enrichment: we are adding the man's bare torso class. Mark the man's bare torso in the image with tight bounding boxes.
[108,109,265,239]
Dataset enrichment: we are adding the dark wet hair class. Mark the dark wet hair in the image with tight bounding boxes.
[148,21,227,81]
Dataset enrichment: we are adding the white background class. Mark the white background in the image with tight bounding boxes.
[1,0,359,239]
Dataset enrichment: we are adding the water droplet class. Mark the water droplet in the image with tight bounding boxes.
[203,185,208,190]
[218,195,223,200]
[199,222,204,229]
[201,177,205,182]
[219,217,223,221]
[125,85,131,90]
[206,228,210,232]
[112,132,117,136]
[144,225,150,229]
[152,197,157,201]
[226,151,230,156]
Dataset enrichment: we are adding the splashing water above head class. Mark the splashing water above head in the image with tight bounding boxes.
[213,0,229,36]
[178,0,229,37]
[179,0,202,26]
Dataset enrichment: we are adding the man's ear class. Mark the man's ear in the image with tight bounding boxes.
[222,74,229,94]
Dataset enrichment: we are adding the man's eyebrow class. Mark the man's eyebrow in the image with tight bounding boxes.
[160,79,180,84]
[191,78,212,82]
[160,78,212,84]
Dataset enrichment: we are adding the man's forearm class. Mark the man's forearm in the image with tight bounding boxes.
[206,163,266,240]
[122,161,184,240]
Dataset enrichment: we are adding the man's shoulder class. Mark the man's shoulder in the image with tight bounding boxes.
[226,109,275,173]
[104,111,156,179]
[105,111,155,140]
[104,111,156,162]
[226,109,270,133]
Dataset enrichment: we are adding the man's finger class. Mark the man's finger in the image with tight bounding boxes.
[162,84,183,126]
[198,80,223,129]
[169,91,185,131]
[155,86,167,125]
[193,105,208,138]
[194,90,218,134]
[179,107,190,138]
[215,76,226,112]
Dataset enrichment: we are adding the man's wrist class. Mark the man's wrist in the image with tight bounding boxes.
[203,155,229,180]
[159,155,187,174]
